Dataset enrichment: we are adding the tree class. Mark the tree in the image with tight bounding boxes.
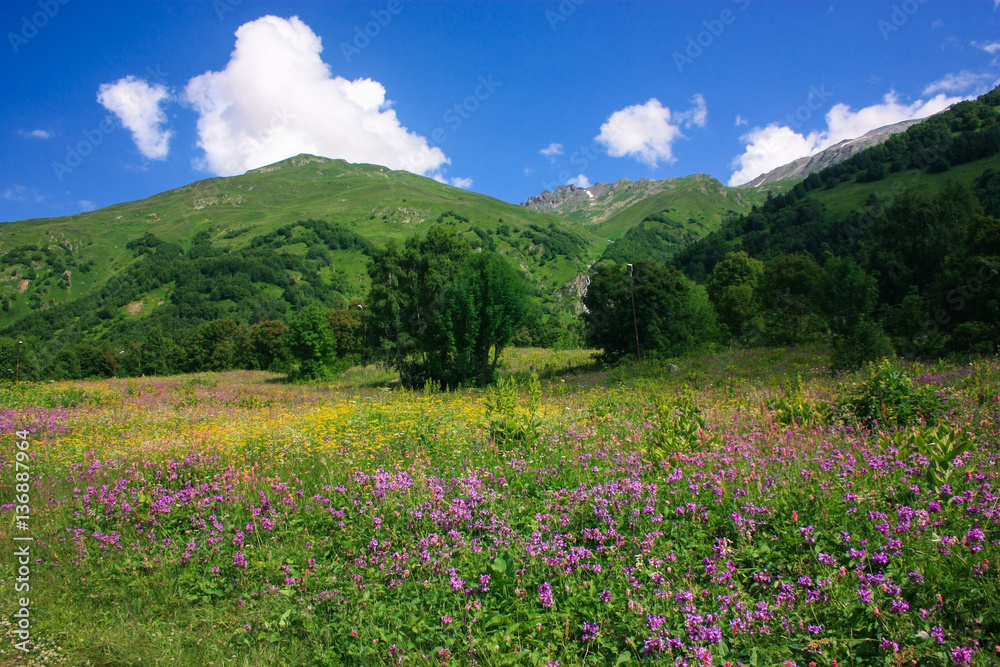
[184,320,252,372]
[437,252,529,386]
[582,261,720,363]
[327,308,362,360]
[286,306,337,381]
[251,320,288,371]
[755,254,824,345]
[706,251,764,343]
[364,228,471,388]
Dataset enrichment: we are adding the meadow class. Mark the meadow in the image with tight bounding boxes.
[0,347,998,666]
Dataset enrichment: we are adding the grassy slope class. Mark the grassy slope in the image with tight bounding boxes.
[809,153,1000,219]
[0,155,608,326]
[592,176,786,241]
[526,174,795,243]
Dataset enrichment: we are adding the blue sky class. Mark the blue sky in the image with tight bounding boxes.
[2,0,998,223]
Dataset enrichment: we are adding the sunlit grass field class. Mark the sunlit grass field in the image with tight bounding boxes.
[1,347,998,666]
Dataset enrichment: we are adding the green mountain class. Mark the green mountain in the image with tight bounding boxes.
[521,174,793,266]
[673,88,1000,357]
[0,155,607,333]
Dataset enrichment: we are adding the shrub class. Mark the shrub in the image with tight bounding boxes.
[838,358,945,428]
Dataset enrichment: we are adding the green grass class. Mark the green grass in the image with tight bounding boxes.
[2,347,998,666]
[810,153,1000,219]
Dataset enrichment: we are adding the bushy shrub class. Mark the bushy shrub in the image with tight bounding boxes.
[838,358,946,428]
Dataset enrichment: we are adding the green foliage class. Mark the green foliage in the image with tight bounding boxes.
[645,389,715,459]
[183,319,252,373]
[838,358,945,428]
[600,214,700,265]
[482,372,542,445]
[767,373,831,426]
[756,253,825,345]
[366,228,528,388]
[251,320,288,371]
[437,252,529,386]
[880,423,977,493]
[582,261,720,363]
[830,318,894,371]
[286,305,339,381]
[706,251,764,342]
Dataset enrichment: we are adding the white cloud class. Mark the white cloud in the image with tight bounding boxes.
[450,177,473,189]
[539,142,563,157]
[78,200,96,212]
[523,167,534,176]
[97,75,173,160]
[728,90,967,186]
[183,15,448,177]
[18,129,51,139]
[678,94,708,128]
[734,114,748,127]
[973,40,1000,54]
[596,95,707,168]
[923,70,994,95]
[566,173,591,188]
[3,185,27,201]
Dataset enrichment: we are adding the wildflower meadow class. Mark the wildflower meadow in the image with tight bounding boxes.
[1,347,998,666]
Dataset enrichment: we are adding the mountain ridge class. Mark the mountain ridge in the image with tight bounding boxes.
[737,118,925,189]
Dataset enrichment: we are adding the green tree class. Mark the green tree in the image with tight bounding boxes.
[437,252,529,386]
[706,251,764,343]
[286,306,338,381]
[184,320,252,372]
[251,320,288,371]
[756,254,824,345]
[582,261,720,363]
[364,228,470,388]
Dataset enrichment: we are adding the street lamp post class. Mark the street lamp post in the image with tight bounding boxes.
[627,265,641,364]
[15,340,22,383]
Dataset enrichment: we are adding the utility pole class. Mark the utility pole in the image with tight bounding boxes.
[627,264,641,363]
[15,340,22,383]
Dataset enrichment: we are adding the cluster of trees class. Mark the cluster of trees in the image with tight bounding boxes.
[364,227,528,388]
[584,88,1000,368]
[1,227,536,386]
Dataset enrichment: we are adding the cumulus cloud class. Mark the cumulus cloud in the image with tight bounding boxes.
[734,114,748,127]
[539,142,563,157]
[728,90,967,186]
[923,70,994,95]
[3,185,27,201]
[450,177,473,189]
[183,15,448,177]
[566,174,591,188]
[18,129,51,139]
[973,40,1000,54]
[97,76,173,160]
[596,95,707,168]
[3,185,45,203]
